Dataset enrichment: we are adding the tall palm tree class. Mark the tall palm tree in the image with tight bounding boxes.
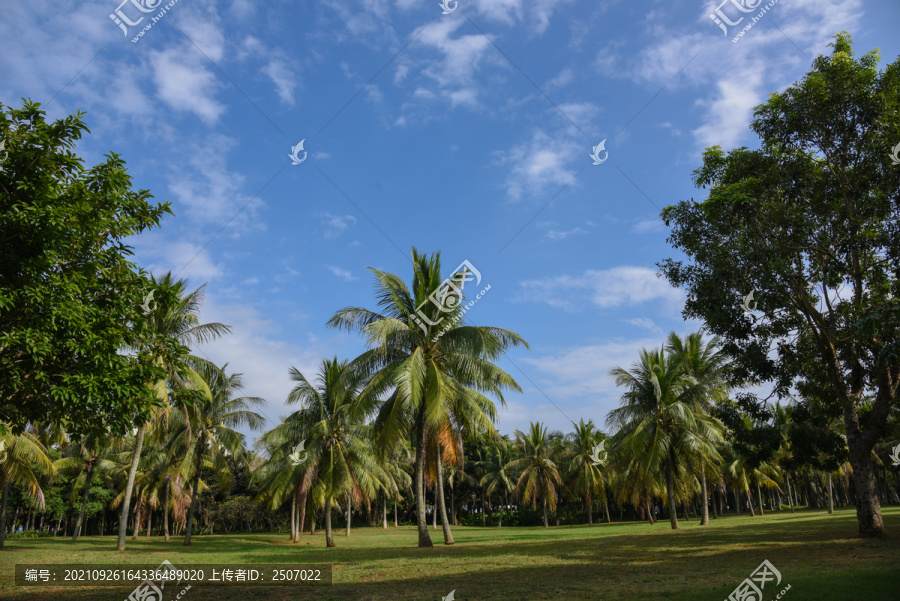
[172,365,266,545]
[286,358,380,548]
[0,425,55,549]
[566,419,608,525]
[506,422,561,528]
[328,248,528,547]
[666,332,730,526]
[117,273,231,551]
[54,433,121,542]
[608,345,725,530]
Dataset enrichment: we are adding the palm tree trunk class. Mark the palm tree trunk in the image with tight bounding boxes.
[542,496,548,528]
[646,496,655,525]
[72,463,94,542]
[746,489,755,516]
[145,507,152,537]
[414,407,433,548]
[435,454,454,544]
[183,471,201,546]
[734,489,740,515]
[325,497,335,547]
[345,493,351,537]
[394,501,398,527]
[603,492,611,524]
[290,491,297,542]
[586,490,593,525]
[480,493,485,527]
[827,473,834,514]
[0,478,10,550]
[162,478,170,541]
[700,472,710,526]
[382,493,388,529]
[786,474,796,513]
[757,483,765,516]
[117,424,145,551]
[665,452,679,530]
[297,486,307,538]
[131,495,141,540]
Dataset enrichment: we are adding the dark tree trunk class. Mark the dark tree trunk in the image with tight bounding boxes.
[325,497,335,547]
[183,471,201,546]
[665,452,679,529]
[0,479,11,550]
[72,463,94,542]
[827,473,835,514]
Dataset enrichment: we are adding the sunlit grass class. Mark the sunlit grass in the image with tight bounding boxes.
[2,506,899,600]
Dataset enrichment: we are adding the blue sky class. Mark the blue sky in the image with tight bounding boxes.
[2,0,898,439]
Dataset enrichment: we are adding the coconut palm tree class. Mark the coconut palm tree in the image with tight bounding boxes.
[506,422,561,528]
[0,425,55,549]
[665,332,730,526]
[566,419,609,525]
[117,272,231,551]
[171,365,266,545]
[53,433,120,542]
[286,358,380,548]
[608,345,725,530]
[477,438,515,527]
[328,248,528,547]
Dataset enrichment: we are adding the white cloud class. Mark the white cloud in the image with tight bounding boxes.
[263,59,298,106]
[320,213,357,238]
[692,69,765,150]
[328,266,358,282]
[151,48,225,124]
[517,266,684,311]
[625,317,664,335]
[632,218,666,233]
[498,130,578,200]
[545,226,586,240]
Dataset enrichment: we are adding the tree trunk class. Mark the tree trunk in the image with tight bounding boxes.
[413,407,433,547]
[145,506,152,537]
[345,493,351,537]
[0,479,10,550]
[163,479,170,541]
[435,454,454,544]
[72,463,94,542]
[734,489,740,515]
[746,489,755,517]
[382,493,388,529]
[131,495,141,541]
[646,496,655,525]
[183,471,201,546]
[757,483,765,516]
[542,496,548,528]
[700,472,710,526]
[665,452,679,529]
[586,490,593,525]
[117,424,145,551]
[827,473,835,514]
[393,501,398,527]
[786,474,796,513]
[325,497,335,547]
[290,491,297,542]
[847,434,884,536]
[297,486,307,539]
[603,492,611,523]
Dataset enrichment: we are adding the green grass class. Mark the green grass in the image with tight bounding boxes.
[2,507,899,600]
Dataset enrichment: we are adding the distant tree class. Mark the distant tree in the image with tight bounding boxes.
[660,33,899,537]
[0,101,172,436]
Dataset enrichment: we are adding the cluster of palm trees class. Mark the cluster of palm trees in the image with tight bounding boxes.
[2,249,897,551]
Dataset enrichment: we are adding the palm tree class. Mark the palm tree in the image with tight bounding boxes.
[608,345,725,530]
[566,419,608,525]
[117,273,231,551]
[665,332,730,526]
[0,425,55,549]
[286,358,379,548]
[53,433,120,542]
[328,248,528,547]
[172,365,266,545]
[506,422,561,528]
[477,438,515,527]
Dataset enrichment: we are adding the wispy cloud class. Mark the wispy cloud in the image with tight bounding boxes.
[328,266,358,282]
[320,213,357,238]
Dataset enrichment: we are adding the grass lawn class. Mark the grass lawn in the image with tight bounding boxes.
[2,507,899,600]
